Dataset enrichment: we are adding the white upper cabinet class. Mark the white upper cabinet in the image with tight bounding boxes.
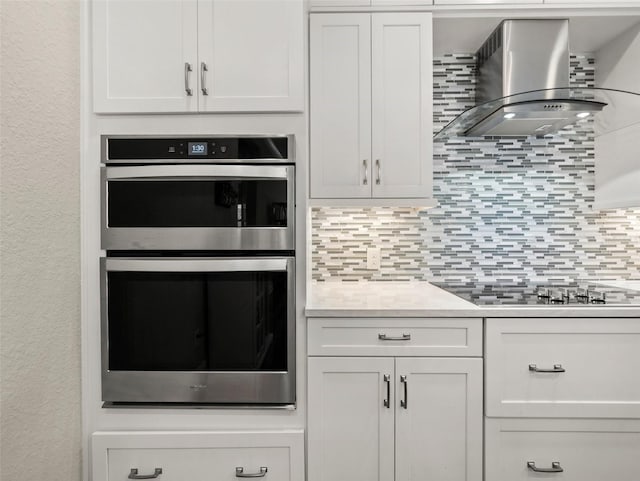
[545,0,640,3]
[93,0,199,113]
[197,0,303,112]
[434,0,541,4]
[92,0,304,113]
[310,13,434,200]
[310,0,434,6]
[310,14,372,198]
[594,23,640,209]
[371,14,433,198]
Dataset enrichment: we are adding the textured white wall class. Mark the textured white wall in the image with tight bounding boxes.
[1,1,81,480]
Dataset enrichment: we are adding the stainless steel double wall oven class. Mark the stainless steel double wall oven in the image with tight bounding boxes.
[100,135,295,405]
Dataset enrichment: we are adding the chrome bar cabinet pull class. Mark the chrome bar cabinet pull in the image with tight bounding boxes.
[200,62,209,95]
[378,333,411,341]
[527,461,564,473]
[129,468,162,479]
[383,374,391,408]
[400,375,408,409]
[184,62,193,96]
[529,364,565,373]
[363,159,368,185]
[376,159,381,185]
[236,467,268,478]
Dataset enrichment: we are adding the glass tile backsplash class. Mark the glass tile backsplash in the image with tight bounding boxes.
[311,55,640,283]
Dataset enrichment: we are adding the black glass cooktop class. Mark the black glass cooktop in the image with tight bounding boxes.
[432,282,640,306]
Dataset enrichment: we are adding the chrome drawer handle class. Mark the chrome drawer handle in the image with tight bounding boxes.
[383,374,391,408]
[378,333,411,341]
[376,159,381,185]
[236,467,268,478]
[129,468,162,479]
[527,461,564,473]
[400,375,408,409]
[529,364,565,373]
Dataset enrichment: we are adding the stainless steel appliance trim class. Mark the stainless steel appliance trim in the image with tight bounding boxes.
[101,164,295,251]
[100,256,296,405]
[100,134,295,165]
[105,164,290,180]
[105,257,289,272]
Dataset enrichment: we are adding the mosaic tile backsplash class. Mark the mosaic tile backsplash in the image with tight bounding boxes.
[311,54,640,283]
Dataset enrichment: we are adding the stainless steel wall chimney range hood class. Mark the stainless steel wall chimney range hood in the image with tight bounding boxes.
[433,19,640,141]
[466,19,606,137]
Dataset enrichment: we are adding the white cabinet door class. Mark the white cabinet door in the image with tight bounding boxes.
[486,418,640,481]
[371,13,433,198]
[434,0,541,4]
[485,317,640,418]
[395,358,483,481]
[197,0,304,112]
[310,13,434,200]
[310,0,433,5]
[307,357,395,481]
[545,0,636,3]
[310,14,372,198]
[93,0,198,113]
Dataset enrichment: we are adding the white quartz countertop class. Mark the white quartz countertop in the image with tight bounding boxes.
[305,281,640,318]
[306,281,479,317]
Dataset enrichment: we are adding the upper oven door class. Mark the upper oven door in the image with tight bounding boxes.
[101,164,295,250]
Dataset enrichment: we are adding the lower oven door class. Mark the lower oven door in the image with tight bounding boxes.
[101,256,295,405]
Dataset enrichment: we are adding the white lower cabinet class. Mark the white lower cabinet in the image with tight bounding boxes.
[486,418,640,481]
[307,355,483,481]
[485,317,640,418]
[485,317,640,481]
[92,431,304,481]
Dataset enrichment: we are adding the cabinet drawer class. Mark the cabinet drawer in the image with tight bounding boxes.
[486,318,640,418]
[92,431,304,481]
[486,418,640,481]
[308,318,482,356]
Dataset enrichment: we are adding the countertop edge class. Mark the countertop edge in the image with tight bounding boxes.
[305,306,640,318]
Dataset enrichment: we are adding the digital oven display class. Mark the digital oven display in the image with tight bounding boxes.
[188,142,208,156]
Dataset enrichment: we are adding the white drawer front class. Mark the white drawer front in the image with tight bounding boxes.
[92,431,304,481]
[107,447,289,481]
[486,317,640,418]
[486,418,640,481]
[308,318,482,356]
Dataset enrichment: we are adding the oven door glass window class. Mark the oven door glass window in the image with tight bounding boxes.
[107,270,288,371]
[108,179,288,228]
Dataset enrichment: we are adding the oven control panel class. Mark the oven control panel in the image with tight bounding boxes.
[104,136,290,163]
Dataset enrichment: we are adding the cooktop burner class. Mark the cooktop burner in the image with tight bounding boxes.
[431,282,640,306]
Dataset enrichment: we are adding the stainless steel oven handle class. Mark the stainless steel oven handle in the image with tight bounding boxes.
[105,165,291,181]
[104,257,292,273]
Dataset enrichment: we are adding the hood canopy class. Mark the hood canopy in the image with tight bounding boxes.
[434,87,640,141]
